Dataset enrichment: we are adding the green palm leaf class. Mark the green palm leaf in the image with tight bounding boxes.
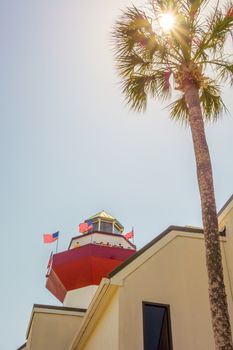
[168,95,189,123]
[200,80,228,120]
[113,0,233,121]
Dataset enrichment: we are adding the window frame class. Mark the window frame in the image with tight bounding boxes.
[142,301,173,350]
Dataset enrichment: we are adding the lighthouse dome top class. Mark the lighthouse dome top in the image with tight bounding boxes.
[88,210,116,221]
[85,210,124,234]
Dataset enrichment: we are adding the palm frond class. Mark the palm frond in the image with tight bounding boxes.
[121,69,173,112]
[168,95,189,123]
[154,69,172,100]
[215,61,233,86]
[117,52,150,78]
[188,0,210,18]
[121,75,151,112]
[113,7,154,57]
[171,14,191,58]
[195,2,233,58]
[200,80,228,121]
[151,0,177,16]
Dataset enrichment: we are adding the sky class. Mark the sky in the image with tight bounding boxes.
[0,1,233,349]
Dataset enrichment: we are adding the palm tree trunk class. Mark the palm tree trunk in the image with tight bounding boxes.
[184,82,233,350]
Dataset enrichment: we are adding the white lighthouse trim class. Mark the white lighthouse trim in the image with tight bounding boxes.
[63,285,98,309]
[69,232,134,250]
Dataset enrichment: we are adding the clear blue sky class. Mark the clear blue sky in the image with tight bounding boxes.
[0,1,232,349]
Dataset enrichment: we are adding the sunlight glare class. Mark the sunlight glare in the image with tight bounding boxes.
[160,13,175,32]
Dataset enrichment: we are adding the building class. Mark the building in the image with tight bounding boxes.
[18,196,233,350]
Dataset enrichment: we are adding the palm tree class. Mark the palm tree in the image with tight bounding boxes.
[113,0,233,348]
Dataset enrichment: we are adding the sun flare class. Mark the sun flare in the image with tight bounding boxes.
[159,13,175,32]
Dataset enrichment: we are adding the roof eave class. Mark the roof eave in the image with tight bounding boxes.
[218,194,233,222]
[26,304,86,339]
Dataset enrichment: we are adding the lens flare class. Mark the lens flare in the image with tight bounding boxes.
[160,13,175,32]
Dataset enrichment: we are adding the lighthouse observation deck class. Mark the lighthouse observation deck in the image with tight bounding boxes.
[69,232,135,250]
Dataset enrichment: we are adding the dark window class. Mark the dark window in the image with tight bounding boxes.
[92,222,99,231]
[143,302,172,350]
[100,221,112,233]
[113,226,121,234]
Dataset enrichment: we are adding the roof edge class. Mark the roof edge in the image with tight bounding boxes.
[26,304,86,339]
[108,224,226,279]
[218,194,233,217]
[108,225,204,278]
[33,304,86,313]
[16,343,27,350]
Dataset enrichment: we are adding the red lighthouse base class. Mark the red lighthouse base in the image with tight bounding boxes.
[46,243,135,302]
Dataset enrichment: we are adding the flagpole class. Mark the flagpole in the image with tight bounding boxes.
[55,233,59,253]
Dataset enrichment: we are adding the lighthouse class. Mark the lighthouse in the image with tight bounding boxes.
[45,211,136,309]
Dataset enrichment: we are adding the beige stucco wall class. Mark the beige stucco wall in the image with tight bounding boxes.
[26,311,84,350]
[219,205,233,298]
[82,290,119,350]
[118,233,233,350]
[64,285,98,309]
